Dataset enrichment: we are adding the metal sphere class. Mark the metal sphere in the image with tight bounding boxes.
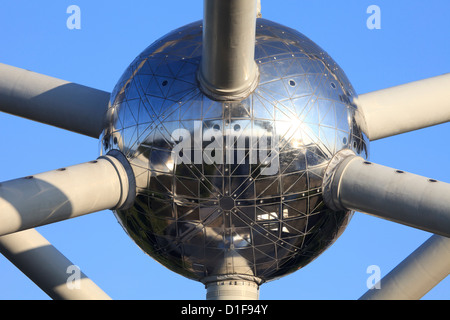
[101,19,369,284]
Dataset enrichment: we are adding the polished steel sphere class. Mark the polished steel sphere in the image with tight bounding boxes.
[101,19,369,284]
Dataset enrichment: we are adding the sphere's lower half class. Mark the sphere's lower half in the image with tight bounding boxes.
[101,19,369,283]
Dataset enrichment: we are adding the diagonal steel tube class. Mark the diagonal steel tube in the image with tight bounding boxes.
[0,63,110,138]
[359,234,450,300]
[0,150,135,237]
[0,228,111,300]
[355,73,450,141]
[323,152,450,237]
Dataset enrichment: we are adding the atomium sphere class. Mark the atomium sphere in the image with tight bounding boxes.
[100,19,369,284]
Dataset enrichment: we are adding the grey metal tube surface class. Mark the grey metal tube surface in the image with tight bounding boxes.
[0,63,110,138]
[324,155,450,237]
[206,280,260,300]
[0,228,111,300]
[198,0,259,100]
[355,73,450,141]
[0,152,135,236]
[360,234,450,300]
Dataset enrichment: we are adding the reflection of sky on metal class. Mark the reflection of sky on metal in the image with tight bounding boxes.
[0,1,449,300]
[101,19,369,285]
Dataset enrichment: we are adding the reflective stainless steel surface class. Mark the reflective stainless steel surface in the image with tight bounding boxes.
[101,19,369,284]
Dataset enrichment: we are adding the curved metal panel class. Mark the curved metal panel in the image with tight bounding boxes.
[101,19,369,283]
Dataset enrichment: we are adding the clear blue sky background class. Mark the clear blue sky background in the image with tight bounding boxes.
[0,0,449,300]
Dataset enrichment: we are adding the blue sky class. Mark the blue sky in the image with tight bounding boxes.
[0,0,449,300]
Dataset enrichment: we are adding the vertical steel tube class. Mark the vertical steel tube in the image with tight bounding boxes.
[206,280,260,300]
[198,0,259,100]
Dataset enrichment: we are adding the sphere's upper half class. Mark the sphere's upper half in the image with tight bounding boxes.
[101,19,369,283]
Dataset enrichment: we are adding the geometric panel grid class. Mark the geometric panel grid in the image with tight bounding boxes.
[101,18,369,284]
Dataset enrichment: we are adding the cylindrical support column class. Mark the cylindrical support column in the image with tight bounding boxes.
[0,63,110,138]
[0,228,111,300]
[206,280,260,300]
[198,0,259,100]
[360,234,450,300]
[323,154,450,237]
[0,150,135,236]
